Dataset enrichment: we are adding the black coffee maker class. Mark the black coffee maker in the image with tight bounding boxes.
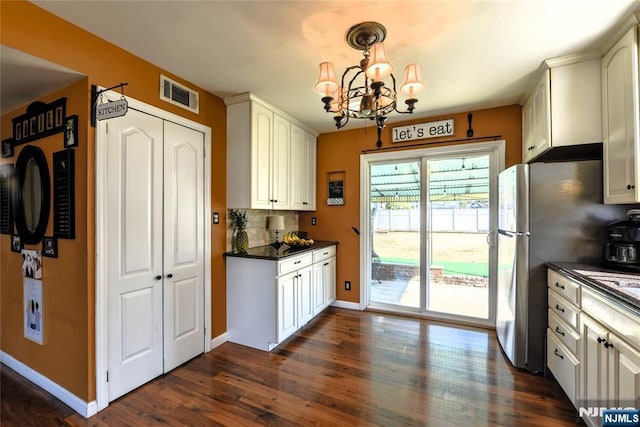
[603,209,640,271]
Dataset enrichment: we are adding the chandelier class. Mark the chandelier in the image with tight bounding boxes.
[314,21,425,145]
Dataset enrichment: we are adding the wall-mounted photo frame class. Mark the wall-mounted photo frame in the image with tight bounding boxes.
[42,236,58,258]
[2,139,14,158]
[24,278,44,345]
[64,115,78,148]
[11,234,22,253]
[21,249,42,280]
[327,170,345,206]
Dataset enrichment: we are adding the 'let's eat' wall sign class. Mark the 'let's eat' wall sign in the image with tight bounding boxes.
[392,119,455,143]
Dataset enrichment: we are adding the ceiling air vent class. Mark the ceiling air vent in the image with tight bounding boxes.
[160,75,199,113]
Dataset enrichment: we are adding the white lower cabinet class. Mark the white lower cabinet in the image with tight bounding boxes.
[547,270,582,407]
[579,287,640,427]
[277,263,313,343]
[547,268,640,427]
[313,246,336,316]
[227,244,337,351]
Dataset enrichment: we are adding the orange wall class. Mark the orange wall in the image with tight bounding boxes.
[1,81,90,398]
[0,1,227,402]
[300,105,522,303]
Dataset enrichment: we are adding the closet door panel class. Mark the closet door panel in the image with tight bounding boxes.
[163,121,205,371]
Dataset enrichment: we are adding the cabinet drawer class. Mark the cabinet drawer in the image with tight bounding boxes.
[548,288,580,330]
[582,286,640,349]
[547,331,579,408]
[279,253,313,275]
[548,269,581,306]
[548,309,580,356]
[313,245,336,263]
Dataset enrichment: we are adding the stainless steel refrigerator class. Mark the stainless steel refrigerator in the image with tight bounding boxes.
[496,160,630,374]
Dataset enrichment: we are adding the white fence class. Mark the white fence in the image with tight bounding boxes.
[374,208,489,232]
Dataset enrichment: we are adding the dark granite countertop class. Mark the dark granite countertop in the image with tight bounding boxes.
[547,262,640,315]
[224,240,339,261]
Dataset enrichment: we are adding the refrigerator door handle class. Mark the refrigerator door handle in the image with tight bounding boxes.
[498,229,530,237]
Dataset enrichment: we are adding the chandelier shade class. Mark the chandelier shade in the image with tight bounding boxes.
[314,21,424,146]
[365,42,393,81]
[314,62,339,97]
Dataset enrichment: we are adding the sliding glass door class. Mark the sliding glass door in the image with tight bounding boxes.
[362,142,503,327]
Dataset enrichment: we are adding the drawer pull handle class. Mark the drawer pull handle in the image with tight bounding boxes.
[555,326,565,336]
[604,341,614,349]
[555,282,565,290]
[323,262,329,266]
[553,348,564,360]
[555,304,565,313]
[323,251,329,255]
[597,337,605,344]
[294,260,301,265]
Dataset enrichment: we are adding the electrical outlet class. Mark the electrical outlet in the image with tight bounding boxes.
[212,212,219,224]
[311,217,317,226]
[345,281,351,291]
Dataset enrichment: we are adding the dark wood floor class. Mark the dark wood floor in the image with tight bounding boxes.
[2,308,583,426]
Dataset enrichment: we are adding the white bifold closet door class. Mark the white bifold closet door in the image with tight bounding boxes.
[105,109,204,402]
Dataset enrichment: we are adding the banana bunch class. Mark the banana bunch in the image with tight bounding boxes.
[283,232,314,247]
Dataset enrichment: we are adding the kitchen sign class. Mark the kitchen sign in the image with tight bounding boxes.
[392,119,455,143]
[96,98,128,121]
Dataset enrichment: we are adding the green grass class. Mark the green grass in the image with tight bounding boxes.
[378,257,488,278]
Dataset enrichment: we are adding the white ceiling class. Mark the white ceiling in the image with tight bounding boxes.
[6,1,640,134]
[0,45,85,115]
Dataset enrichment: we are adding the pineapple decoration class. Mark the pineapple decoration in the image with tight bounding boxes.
[229,209,249,253]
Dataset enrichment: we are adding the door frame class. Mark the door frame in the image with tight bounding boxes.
[359,140,504,328]
[94,90,212,411]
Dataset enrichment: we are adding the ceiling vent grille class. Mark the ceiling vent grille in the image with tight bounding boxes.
[160,75,199,113]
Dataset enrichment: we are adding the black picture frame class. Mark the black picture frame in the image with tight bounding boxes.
[2,139,14,158]
[64,115,78,148]
[11,234,22,253]
[42,236,58,258]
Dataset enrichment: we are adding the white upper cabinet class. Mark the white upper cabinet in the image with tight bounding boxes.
[226,93,318,210]
[290,123,317,211]
[522,57,603,163]
[603,25,640,204]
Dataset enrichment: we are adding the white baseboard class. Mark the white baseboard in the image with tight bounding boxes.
[331,300,362,310]
[210,332,228,350]
[1,351,97,418]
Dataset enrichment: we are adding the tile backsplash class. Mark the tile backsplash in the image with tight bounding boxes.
[226,210,299,251]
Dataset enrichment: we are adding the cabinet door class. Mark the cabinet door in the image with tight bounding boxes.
[272,113,291,209]
[603,26,640,204]
[277,271,297,343]
[303,131,317,210]
[522,98,534,162]
[290,124,306,210]
[313,262,326,315]
[290,125,317,211]
[609,332,640,408]
[251,103,274,209]
[297,265,314,326]
[580,314,610,413]
[323,257,336,306]
[530,70,551,160]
